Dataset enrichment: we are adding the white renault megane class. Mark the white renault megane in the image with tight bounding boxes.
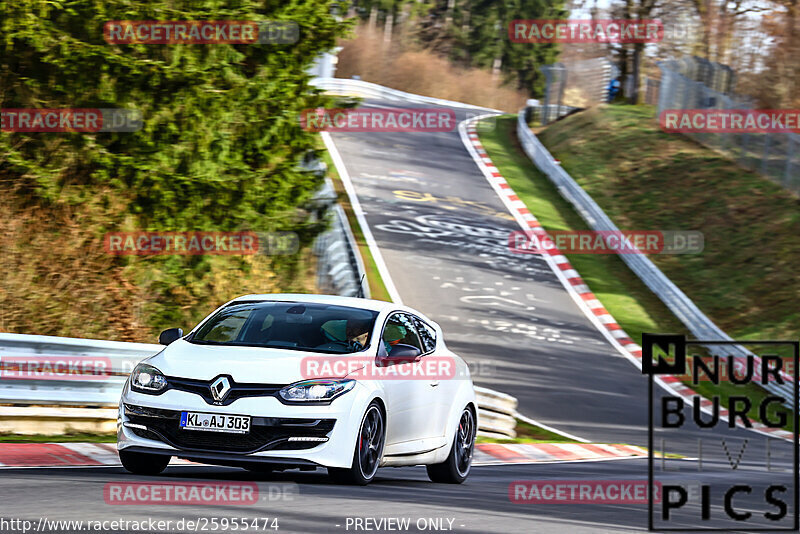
[117,294,477,485]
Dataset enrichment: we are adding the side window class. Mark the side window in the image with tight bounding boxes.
[382,313,422,355]
[414,317,437,354]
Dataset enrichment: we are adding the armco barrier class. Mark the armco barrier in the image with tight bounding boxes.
[515,111,795,405]
[315,203,370,298]
[0,406,118,434]
[0,333,159,406]
[0,334,519,437]
[310,77,502,113]
[474,386,518,438]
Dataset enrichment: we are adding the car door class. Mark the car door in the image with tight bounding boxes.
[412,315,453,439]
[379,312,442,452]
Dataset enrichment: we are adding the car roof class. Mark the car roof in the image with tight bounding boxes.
[228,293,398,314]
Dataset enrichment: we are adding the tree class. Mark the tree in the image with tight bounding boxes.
[371,0,565,96]
[0,0,350,232]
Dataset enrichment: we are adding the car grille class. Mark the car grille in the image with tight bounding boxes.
[125,405,335,454]
[165,376,283,406]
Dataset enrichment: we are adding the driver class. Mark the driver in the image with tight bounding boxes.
[319,318,372,351]
[345,318,372,350]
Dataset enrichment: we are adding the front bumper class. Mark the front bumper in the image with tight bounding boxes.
[117,382,368,469]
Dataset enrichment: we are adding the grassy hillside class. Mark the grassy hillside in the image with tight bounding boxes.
[480,112,797,429]
[535,105,800,342]
[0,190,318,342]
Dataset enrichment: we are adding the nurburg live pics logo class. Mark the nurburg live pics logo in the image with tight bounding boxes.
[641,333,799,531]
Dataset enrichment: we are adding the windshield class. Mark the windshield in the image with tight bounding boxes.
[188,301,379,354]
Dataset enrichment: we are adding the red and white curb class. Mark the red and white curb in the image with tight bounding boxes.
[0,442,647,468]
[474,442,647,465]
[459,118,793,442]
[0,443,192,468]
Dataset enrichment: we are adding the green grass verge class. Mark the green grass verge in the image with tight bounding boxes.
[317,137,393,302]
[0,432,115,443]
[536,105,800,343]
[475,419,581,444]
[479,113,794,432]
[480,115,685,344]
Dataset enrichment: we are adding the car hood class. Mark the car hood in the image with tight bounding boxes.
[143,339,368,384]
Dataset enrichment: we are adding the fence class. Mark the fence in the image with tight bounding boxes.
[661,56,735,94]
[539,58,614,125]
[644,77,660,106]
[515,110,796,407]
[655,59,800,190]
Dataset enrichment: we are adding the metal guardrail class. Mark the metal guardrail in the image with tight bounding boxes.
[474,386,518,438]
[515,111,795,404]
[310,77,502,113]
[0,333,519,437]
[315,203,370,298]
[0,333,158,406]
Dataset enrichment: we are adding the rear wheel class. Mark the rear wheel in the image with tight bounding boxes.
[328,402,385,485]
[119,450,170,476]
[427,407,475,484]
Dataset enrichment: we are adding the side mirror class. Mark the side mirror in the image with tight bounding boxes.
[158,328,184,346]
[379,343,422,366]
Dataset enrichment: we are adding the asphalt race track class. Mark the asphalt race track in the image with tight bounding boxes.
[325,99,752,454]
[0,457,794,533]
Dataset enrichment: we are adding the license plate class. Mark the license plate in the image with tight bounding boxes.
[180,412,250,434]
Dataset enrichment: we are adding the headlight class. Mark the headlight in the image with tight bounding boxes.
[130,363,168,394]
[279,379,355,403]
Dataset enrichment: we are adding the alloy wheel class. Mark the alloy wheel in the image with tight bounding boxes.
[358,405,384,479]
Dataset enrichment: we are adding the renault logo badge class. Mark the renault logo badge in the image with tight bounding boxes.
[210,376,231,402]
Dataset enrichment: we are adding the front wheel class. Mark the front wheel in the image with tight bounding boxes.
[119,449,170,476]
[427,407,475,484]
[328,402,385,485]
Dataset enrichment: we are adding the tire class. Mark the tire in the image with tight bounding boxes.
[427,407,475,484]
[119,449,170,476]
[328,402,385,485]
